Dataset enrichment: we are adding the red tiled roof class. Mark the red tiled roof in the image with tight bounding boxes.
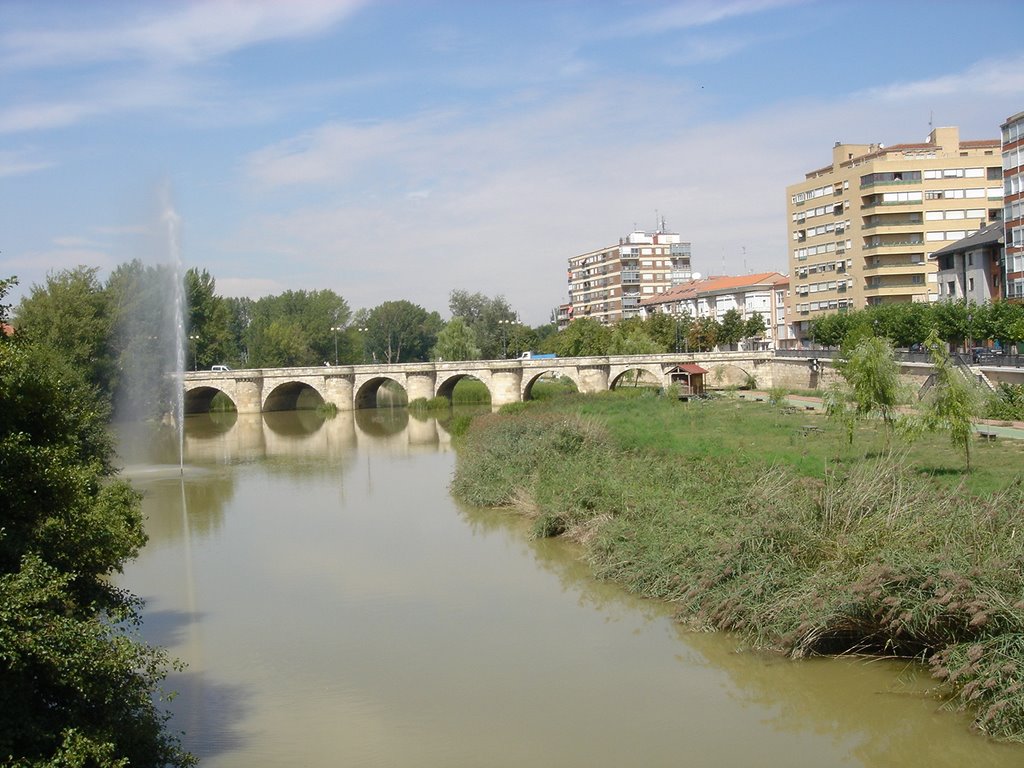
[1,323,13,337]
[675,363,707,374]
[642,272,788,306]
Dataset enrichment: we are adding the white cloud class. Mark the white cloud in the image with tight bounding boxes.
[7,248,115,277]
[219,56,1022,324]
[0,101,97,134]
[866,55,1024,102]
[0,149,53,177]
[215,276,289,299]
[0,0,368,71]
[610,0,808,37]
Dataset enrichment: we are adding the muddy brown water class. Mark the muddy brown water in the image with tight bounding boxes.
[115,409,1024,767]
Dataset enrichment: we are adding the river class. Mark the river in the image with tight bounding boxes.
[115,409,1024,767]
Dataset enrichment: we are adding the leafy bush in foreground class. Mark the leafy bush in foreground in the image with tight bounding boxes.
[0,338,193,766]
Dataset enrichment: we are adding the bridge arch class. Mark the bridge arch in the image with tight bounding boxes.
[263,380,326,412]
[522,369,580,400]
[354,376,409,409]
[184,385,236,415]
[608,363,665,390]
[436,373,492,403]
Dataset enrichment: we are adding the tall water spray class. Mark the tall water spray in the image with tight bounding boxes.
[162,202,187,472]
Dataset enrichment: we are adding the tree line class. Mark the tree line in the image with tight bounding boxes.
[11,263,780,417]
[808,299,1024,351]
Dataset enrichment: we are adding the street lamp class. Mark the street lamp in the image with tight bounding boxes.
[357,326,368,363]
[188,334,199,371]
[498,318,514,358]
[330,325,344,365]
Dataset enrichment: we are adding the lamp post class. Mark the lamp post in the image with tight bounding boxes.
[188,334,199,371]
[330,325,344,365]
[498,318,513,358]
[357,326,368,363]
[967,312,973,355]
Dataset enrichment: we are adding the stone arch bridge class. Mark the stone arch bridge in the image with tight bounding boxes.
[182,352,774,414]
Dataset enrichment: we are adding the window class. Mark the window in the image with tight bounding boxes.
[968,277,975,291]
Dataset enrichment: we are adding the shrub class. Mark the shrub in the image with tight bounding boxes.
[985,383,1024,422]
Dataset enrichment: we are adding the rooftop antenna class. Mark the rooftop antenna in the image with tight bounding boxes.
[742,246,747,274]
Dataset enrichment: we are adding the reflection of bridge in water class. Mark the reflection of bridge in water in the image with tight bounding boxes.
[182,353,774,414]
[183,408,458,465]
[182,351,1024,415]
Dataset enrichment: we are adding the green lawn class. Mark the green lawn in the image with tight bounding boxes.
[567,391,1023,497]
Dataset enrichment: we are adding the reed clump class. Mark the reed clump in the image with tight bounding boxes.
[451,398,1024,741]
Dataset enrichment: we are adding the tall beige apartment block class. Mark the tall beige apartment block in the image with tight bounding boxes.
[566,227,692,325]
[786,126,1002,340]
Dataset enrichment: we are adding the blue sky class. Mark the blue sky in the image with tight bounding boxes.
[3,0,1023,325]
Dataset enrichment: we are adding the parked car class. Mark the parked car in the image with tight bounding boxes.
[970,347,1000,364]
[211,364,231,372]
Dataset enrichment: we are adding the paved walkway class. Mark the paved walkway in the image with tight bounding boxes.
[734,390,1024,441]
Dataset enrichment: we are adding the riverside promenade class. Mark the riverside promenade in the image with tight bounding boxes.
[736,390,1024,441]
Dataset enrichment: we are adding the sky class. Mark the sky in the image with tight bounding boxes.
[2,0,1024,326]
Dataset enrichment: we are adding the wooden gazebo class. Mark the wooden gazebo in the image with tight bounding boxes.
[668,363,708,399]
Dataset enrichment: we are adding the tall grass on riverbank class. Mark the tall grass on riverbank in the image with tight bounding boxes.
[451,394,1024,741]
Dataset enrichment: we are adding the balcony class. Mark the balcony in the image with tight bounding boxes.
[862,260,926,273]
[862,217,924,230]
[863,239,924,251]
[859,179,923,189]
[863,281,930,297]
[621,272,640,284]
[861,195,923,210]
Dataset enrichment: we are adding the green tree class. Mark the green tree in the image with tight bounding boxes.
[550,317,611,357]
[185,268,236,369]
[689,316,719,352]
[14,266,114,395]
[931,300,971,350]
[744,312,767,346]
[365,300,441,363]
[448,290,517,359]
[225,296,255,367]
[608,323,661,355]
[0,280,192,767]
[432,317,481,361]
[921,330,984,470]
[718,309,746,350]
[245,290,351,367]
[641,313,676,352]
[837,335,906,432]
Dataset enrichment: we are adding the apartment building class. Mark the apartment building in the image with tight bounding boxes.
[786,126,1002,341]
[1004,111,1024,300]
[565,227,692,326]
[640,272,791,350]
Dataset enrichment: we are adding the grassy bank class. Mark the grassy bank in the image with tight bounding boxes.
[450,392,1024,741]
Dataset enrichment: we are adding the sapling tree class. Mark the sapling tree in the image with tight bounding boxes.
[921,329,984,470]
[838,335,905,432]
